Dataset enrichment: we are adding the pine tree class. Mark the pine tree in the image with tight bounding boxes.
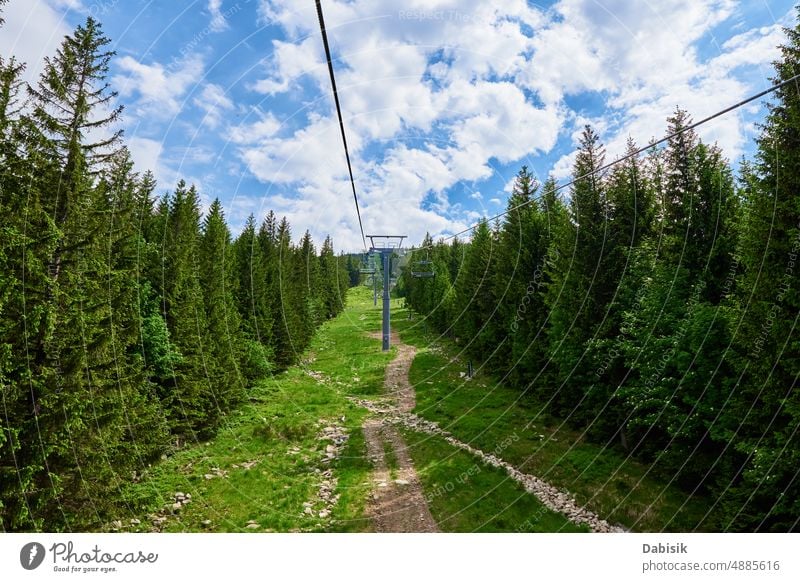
[232,214,275,377]
[718,14,800,530]
[454,219,497,357]
[271,217,301,367]
[545,125,616,422]
[199,199,247,409]
[319,236,342,319]
[618,111,739,473]
[510,176,565,390]
[490,166,539,374]
[159,182,218,440]
[2,17,163,530]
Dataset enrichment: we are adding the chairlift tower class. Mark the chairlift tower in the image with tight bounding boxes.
[367,235,406,351]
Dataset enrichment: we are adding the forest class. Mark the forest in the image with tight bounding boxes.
[0,12,349,530]
[400,21,800,532]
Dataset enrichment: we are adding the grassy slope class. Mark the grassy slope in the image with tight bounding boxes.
[118,286,391,532]
[118,287,703,533]
[392,303,711,532]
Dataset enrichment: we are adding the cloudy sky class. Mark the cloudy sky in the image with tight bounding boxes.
[0,0,795,250]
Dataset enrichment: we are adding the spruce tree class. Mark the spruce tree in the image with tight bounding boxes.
[454,219,497,357]
[160,182,218,440]
[199,199,247,408]
[545,125,615,423]
[319,236,343,319]
[491,166,539,375]
[720,14,800,530]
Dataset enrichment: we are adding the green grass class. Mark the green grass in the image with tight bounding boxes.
[116,286,392,533]
[403,429,587,532]
[115,287,709,533]
[392,304,712,532]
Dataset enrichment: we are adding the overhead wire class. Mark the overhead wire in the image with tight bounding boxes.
[315,0,368,251]
[417,71,800,251]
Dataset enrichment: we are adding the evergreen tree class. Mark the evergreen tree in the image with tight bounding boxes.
[490,166,539,374]
[719,14,800,530]
[510,176,565,390]
[545,125,616,423]
[319,236,343,319]
[271,217,300,367]
[199,199,247,408]
[160,182,218,440]
[454,219,497,357]
[231,214,275,377]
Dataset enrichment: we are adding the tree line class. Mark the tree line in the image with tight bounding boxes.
[0,14,348,531]
[401,15,800,532]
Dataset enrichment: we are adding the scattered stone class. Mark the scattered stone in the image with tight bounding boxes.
[172,502,182,511]
[111,520,122,530]
[246,523,260,529]
[130,518,141,525]
[393,479,410,486]
[351,397,625,533]
[201,520,212,528]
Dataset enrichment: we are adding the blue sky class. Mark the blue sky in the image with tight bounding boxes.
[0,0,796,251]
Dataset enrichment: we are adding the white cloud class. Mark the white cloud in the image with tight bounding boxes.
[193,83,234,129]
[0,0,73,82]
[126,136,179,191]
[228,111,282,144]
[242,0,792,250]
[208,0,229,32]
[49,0,82,10]
[240,115,349,186]
[113,54,205,119]
[708,22,785,74]
[251,36,323,95]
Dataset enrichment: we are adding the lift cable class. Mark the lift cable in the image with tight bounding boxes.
[418,71,800,251]
[315,0,367,251]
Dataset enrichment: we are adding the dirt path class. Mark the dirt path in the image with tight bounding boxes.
[355,331,622,533]
[362,332,438,532]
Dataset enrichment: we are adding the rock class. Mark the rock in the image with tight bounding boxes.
[175,491,185,500]
[204,474,214,480]
[246,523,260,529]
[111,520,122,530]
[318,510,330,519]
[172,502,182,511]
[130,518,141,525]
[393,479,410,486]
[201,520,212,527]
[304,506,313,515]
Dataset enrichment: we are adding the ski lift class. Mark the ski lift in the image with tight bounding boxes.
[411,252,436,279]
[359,251,376,274]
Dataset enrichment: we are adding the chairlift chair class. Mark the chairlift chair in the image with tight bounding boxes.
[411,253,436,278]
